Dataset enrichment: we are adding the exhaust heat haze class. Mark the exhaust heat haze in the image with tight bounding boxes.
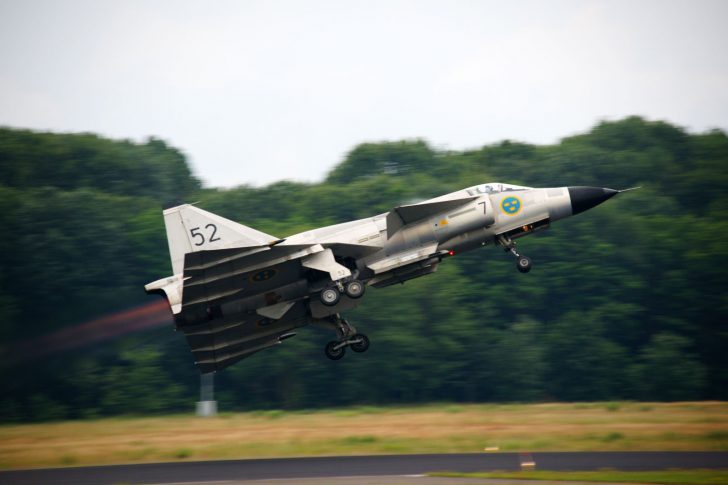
[3,300,173,365]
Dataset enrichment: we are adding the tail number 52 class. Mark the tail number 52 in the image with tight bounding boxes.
[190,224,221,246]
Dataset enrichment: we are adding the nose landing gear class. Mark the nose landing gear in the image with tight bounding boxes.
[497,235,532,273]
[516,255,532,273]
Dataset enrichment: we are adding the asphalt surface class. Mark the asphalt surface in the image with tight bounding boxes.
[1,452,727,485]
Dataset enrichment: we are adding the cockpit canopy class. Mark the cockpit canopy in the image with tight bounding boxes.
[466,182,532,196]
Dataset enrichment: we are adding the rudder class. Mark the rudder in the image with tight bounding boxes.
[163,204,279,275]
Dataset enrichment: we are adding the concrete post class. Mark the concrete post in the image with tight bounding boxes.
[196,372,217,417]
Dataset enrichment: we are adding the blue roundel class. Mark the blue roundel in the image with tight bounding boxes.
[257,318,273,327]
[250,268,277,282]
[501,196,522,215]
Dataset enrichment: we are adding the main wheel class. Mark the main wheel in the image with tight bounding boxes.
[344,280,365,299]
[350,333,370,353]
[517,255,532,273]
[320,287,341,306]
[325,341,345,360]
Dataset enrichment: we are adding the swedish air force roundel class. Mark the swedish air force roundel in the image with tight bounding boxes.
[501,196,522,215]
[257,317,274,327]
[250,268,277,282]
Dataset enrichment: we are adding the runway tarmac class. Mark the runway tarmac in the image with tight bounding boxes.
[2,452,727,485]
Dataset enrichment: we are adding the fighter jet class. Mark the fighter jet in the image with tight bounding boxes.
[146,183,621,373]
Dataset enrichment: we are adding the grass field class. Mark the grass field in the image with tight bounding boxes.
[430,470,728,485]
[0,401,726,470]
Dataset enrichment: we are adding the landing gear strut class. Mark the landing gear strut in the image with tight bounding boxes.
[322,314,369,360]
[497,235,532,273]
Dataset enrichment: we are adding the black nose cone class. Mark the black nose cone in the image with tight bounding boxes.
[568,186,618,216]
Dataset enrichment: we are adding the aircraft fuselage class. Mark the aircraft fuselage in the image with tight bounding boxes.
[145,182,620,370]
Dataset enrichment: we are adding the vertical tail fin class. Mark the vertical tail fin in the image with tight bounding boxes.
[163,204,279,275]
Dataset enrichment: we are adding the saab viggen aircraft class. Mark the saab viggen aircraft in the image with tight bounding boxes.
[146,183,623,373]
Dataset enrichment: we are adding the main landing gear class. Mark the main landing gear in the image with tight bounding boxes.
[323,314,370,360]
[319,279,366,306]
[497,235,532,273]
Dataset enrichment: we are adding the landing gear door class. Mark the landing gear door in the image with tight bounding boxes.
[478,196,496,228]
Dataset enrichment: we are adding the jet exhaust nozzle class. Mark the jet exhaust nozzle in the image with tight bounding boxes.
[568,186,619,216]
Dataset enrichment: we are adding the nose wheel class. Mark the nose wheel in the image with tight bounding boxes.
[516,255,532,273]
[497,235,532,273]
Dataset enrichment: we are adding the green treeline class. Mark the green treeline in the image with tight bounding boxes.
[0,117,726,422]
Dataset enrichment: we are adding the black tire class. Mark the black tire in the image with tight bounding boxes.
[350,333,370,353]
[325,341,345,360]
[517,256,532,273]
[320,287,341,306]
[344,280,365,299]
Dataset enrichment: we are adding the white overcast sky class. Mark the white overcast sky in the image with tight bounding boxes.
[1,0,726,188]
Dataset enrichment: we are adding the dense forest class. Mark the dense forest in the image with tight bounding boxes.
[0,116,726,422]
